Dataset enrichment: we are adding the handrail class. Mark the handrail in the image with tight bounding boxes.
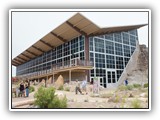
[17,58,93,80]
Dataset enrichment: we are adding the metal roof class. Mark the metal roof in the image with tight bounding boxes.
[12,13,147,66]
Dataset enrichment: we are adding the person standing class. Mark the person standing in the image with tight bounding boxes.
[125,79,128,86]
[19,81,25,97]
[75,79,83,95]
[25,80,30,97]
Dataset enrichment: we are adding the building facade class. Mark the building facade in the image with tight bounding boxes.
[89,30,138,88]
[12,13,145,88]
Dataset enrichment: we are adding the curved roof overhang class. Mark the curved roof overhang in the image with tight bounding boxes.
[12,13,147,66]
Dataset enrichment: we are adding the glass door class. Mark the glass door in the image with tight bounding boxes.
[90,77,104,87]
[107,71,116,84]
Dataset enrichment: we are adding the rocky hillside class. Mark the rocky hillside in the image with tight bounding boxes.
[127,44,148,85]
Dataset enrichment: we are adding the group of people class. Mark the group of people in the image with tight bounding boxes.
[19,80,30,97]
[75,79,89,95]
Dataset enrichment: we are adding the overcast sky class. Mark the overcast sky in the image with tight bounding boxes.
[11,11,148,76]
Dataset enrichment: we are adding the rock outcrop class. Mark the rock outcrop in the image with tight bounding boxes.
[54,75,64,89]
[127,44,148,85]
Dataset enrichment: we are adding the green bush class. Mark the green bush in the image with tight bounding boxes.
[114,95,120,103]
[131,99,142,108]
[64,86,70,91]
[118,85,127,91]
[144,83,148,88]
[58,85,64,90]
[34,86,67,108]
[133,84,141,88]
[118,85,133,91]
[126,85,134,90]
[29,86,35,93]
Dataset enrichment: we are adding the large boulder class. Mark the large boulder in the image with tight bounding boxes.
[54,75,64,89]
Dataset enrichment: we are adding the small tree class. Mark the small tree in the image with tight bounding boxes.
[34,86,67,108]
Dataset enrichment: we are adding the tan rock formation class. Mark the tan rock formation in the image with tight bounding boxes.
[54,75,64,89]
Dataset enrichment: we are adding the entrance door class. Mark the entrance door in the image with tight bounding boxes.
[107,71,116,84]
[90,77,104,87]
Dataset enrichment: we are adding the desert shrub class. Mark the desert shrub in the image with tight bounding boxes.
[118,85,133,91]
[58,85,64,90]
[139,87,148,92]
[29,86,35,93]
[64,86,70,91]
[133,84,141,88]
[34,86,67,108]
[144,83,148,88]
[120,99,126,108]
[114,95,120,103]
[126,85,134,90]
[131,99,142,108]
[99,93,113,98]
[118,85,127,91]
[48,95,67,108]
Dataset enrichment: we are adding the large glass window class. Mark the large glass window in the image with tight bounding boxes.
[80,52,84,60]
[90,52,94,64]
[129,29,138,36]
[123,45,130,57]
[114,33,122,43]
[17,35,86,76]
[63,42,70,56]
[89,37,93,51]
[105,34,113,41]
[71,37,79,54]
[95,69,106,87]
[94,38,104,53]
[116,70,123,81]
[106,55,115,68]
[63,56,70,66]
[90,69,94,77]
[124,57,130,67]
[57,45,63,58]
[96,69,106,77]
[115,43,123,56]
[105,41,114,54]
[47,62,51,69]
[52,49,56,60]
[131,47,136,55]
[95,53,105,68]
[79,36,84,51]
[116,56,124,69]
[122,32,130,45]
[130,35,136,46]
[46,50,51,62]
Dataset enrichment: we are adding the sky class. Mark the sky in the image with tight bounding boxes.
[11,10,149,76]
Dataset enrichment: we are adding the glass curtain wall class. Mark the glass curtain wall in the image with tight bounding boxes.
[89,29,138,88]
[16,36,85,76]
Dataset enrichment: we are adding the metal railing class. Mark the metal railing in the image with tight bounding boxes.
[17,58,93,80]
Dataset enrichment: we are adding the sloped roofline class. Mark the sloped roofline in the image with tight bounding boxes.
[12,13,147,66]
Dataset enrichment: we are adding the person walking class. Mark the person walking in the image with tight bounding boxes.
[75,79,83,95]
[81,79,88,94]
